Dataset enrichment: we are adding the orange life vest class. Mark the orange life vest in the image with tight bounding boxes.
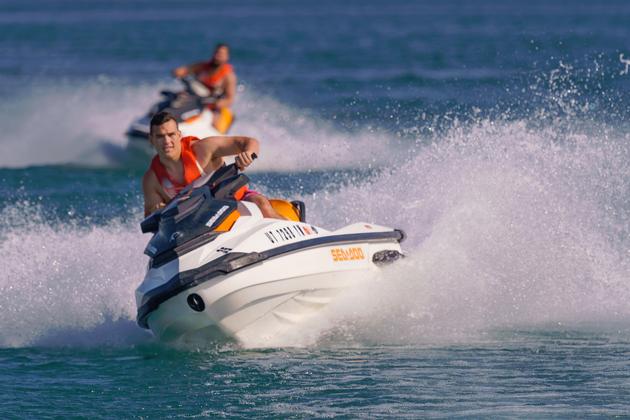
[150,136,206,198]
[150,135,249,200]
[199,63,234,90]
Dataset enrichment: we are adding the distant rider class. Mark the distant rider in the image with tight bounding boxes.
[142,111,282,219]
[172,43,236,134]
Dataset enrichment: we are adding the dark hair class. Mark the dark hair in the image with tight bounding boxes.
[149,111,177,135]
[214,43,229,52]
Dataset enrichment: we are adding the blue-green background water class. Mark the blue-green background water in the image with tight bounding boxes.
[1,0,630,417]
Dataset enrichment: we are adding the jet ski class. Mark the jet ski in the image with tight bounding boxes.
[135,162,406,344]
[126,77,230,155]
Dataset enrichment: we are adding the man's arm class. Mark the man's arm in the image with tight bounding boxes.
[194,136,260,171]
[142,170,169,217]
[214,72,237,109]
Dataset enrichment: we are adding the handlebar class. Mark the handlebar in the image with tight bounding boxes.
[141,153,258,233]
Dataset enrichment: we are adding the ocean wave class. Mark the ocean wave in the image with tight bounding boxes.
[0,78,400,171]
[2,115,629,349]
[275,117,630,347]
[0,203,149,347]
[1,66,629,349]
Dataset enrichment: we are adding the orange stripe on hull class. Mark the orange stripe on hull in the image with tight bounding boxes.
[214,210,240,232]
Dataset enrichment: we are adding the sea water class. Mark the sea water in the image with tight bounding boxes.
[1,0,629,417]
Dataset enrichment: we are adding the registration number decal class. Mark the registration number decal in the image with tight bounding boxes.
[264,224,319,244]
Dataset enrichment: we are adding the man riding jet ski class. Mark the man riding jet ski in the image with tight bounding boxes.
[127,43,236,155]
[142,111,282,220]
[136,157,406,344]
[172,43,236,134]
[135,114,406,344]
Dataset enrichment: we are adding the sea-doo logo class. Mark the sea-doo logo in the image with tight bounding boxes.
[205,205,230,228]
[331,247,365,262]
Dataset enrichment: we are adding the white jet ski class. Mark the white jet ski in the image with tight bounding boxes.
[135,162,405,344]
[126,77,227,156]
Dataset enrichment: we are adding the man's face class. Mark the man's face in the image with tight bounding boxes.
[149,120,181,160]
[212,46,229,65]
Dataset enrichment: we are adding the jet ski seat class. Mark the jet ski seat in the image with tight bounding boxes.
[269,200,306,222]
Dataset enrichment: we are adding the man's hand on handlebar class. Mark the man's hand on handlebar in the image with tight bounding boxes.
[172,66,188,78]
[235,152,256,170]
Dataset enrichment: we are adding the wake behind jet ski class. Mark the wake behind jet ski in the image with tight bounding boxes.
[135,162,406,345]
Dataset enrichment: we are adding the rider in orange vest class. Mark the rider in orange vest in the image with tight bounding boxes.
[143,111,282,219]
[172,43,236,134]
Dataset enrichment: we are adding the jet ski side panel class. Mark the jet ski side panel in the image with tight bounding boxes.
[137,228,404,329]
[141,235,403,343]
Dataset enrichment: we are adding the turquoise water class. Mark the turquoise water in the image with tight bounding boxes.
[1,0,630,417]
[3,334,630,417]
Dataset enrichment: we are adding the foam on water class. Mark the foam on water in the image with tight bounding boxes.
[268,118,630,348]
[1,64,629,349]
[0,79,157,168]
[0,115,630,346]
[0,203,149,348]
[1,115,629,349]
[231,88,399,172]
[0,78,398,170]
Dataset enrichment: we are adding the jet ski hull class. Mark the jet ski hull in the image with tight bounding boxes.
[146,254,378,343]
[138,221,403,344]
[134,167,405,345]
[125,78,230,156]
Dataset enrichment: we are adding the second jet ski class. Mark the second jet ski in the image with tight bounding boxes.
[126,77,233,155]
